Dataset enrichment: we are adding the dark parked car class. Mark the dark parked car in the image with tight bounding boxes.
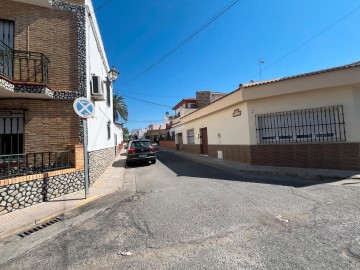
[126,139,156,166]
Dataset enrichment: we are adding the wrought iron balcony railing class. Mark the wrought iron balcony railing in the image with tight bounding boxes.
[0,40,50,84]
[0,151,72,180]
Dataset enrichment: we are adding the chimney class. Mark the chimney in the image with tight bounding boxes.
[196,91,212,109]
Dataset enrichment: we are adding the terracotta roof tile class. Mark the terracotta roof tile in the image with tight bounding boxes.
[241,61,360,88]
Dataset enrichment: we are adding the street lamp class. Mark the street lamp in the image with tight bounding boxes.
[108,66,120,82]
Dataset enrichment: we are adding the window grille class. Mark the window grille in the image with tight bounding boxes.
[106,78,111,106]
[0,110,25,155]
[107,121,111,140]
[0,19,14,48]
[187,129,195,144]
[255,105,346,144]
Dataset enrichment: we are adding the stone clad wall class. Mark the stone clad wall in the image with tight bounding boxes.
[196,91,211,108]
[0,170,84,216]
[88,147,116,185]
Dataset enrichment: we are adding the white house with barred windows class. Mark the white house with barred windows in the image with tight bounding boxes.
[171,61,360,170]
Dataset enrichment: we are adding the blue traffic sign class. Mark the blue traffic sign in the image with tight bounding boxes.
[73,97,95,118]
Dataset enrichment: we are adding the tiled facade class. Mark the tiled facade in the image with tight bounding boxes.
[179,143,360,170]
[250,143,360,170]
[182,144,201,155]
[208,145,251,164]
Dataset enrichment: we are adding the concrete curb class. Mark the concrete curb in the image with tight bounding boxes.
[0,155,127,240]
[158,147,360,181]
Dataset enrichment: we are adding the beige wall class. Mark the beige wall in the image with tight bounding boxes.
[175,102,250,145]
[247,86,360,144]
[174,66,360,147]
[174,86,360,146]
[241,66,360,101]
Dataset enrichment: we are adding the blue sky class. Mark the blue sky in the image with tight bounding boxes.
[92,0,360,131]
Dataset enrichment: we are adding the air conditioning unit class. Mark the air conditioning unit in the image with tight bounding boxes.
[91,75,105,100]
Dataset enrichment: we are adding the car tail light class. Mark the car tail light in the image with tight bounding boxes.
[128,149,135,153]
[150,147,155,152]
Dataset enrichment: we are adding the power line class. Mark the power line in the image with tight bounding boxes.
[126,120,164,123]
[125,46,196,91]
[121,93,172,108]
[118,90,182,99]
[121,0,241,87]
[252,4,360,80]
[94,0,115,13]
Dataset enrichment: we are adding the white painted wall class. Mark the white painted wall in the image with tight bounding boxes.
[85,0,116,152]
[113,124,123,146]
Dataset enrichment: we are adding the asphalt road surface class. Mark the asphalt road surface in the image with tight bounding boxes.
[1,150,360,269]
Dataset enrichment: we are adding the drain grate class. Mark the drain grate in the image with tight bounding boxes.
[18,217,62,238]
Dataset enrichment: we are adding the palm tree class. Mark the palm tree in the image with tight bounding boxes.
[113,94,128,123]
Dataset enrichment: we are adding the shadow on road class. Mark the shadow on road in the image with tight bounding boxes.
[112,159,126,168]
[157,151,336,188]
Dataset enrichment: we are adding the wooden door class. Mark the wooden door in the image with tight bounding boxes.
[177,133,183,150]
[200,128,208,155]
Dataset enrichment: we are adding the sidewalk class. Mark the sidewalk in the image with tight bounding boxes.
[0,151,127,239]
[158,147,360,180]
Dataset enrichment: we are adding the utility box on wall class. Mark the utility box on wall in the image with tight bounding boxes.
[217,150,223,159]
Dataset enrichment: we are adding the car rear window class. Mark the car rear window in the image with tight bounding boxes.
[131,141,151,149]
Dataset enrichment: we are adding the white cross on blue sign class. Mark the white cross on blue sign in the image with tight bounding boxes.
[73,97,95,118]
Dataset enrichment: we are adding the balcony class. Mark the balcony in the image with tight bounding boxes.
[0,40,50,85]
[11,0,52,8]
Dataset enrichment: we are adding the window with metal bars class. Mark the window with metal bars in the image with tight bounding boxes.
[106,78,111,106]
[0,110,24,155]
[107,121,111,140]
[255,105,346,144]
[187,129,195,144]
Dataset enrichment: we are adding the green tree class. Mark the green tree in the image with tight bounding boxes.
[113,94,128,122]
[122,127,130,141]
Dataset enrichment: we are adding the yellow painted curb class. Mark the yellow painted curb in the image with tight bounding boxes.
[75,195,100,208]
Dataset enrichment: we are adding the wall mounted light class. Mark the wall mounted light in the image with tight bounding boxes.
[108,66,120,82]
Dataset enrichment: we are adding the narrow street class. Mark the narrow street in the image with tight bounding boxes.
[1,150,360,269]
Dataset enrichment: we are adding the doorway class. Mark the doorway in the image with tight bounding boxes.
[200,128,208,155]
[176,133,183,150]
